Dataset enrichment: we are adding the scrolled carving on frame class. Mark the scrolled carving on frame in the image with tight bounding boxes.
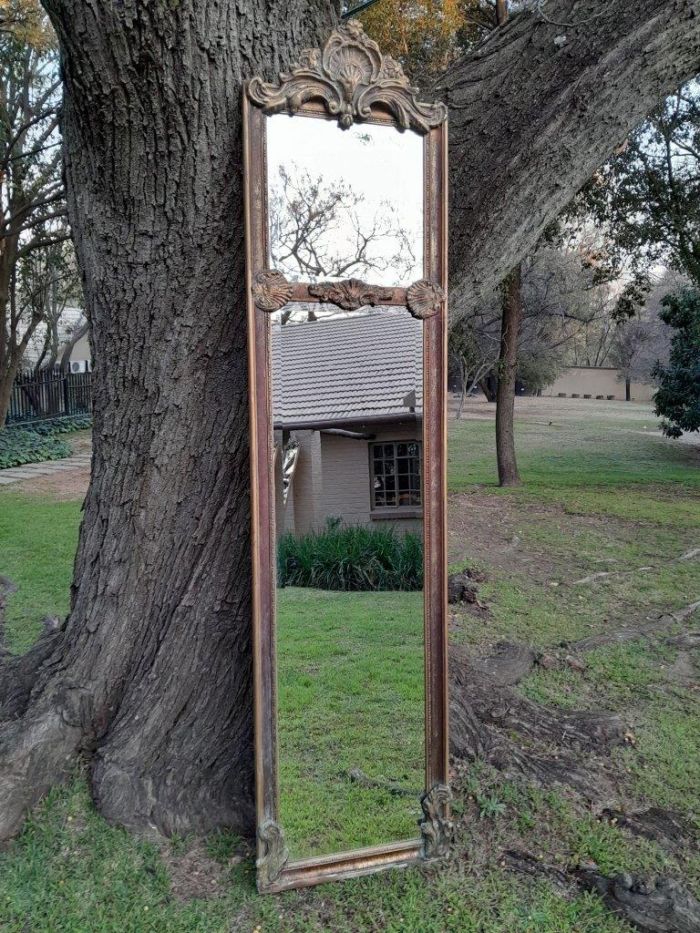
[407,279,445,320]
[419,783,454,861]
[257,820,289,888]
[247,20,447,133]
[253,270,294,313]
[308,278,396,311]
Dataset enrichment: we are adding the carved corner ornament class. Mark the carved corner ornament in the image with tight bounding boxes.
[257,819,289,889]
[252,270,294,313]
[419,783,454,861]
[407,280,445,320]
[247,20,447,133]
[308,278,395,311]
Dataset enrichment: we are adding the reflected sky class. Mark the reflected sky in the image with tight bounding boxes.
[267,114,424,287]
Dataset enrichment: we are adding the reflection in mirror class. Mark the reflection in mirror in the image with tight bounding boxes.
[267,115,424,287]
[271,304,425,860]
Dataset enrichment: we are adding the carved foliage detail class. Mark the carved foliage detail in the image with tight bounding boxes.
[247,21,447,133]
[257,820,289,889]
[407,280,445,320]
[308,278,396,311]
[420,783,454,861]
[253,270,293,313]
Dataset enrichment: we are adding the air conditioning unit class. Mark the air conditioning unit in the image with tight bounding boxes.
[71,360,89,374]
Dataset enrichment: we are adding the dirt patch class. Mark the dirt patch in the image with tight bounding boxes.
[161,843,240,902]
[15,466,90,501]
[448,491,561,582]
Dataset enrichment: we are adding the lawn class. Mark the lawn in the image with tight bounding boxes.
[278,588,424,859]
[0,398,698,931]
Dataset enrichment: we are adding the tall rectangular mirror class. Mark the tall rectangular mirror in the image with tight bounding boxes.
[244,21,450,893]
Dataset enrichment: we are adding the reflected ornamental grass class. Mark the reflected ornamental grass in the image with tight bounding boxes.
[278,521,423,591]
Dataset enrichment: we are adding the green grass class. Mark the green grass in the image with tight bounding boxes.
[1,398,698,930]
[0,492,82,652]
[277,588,424,859]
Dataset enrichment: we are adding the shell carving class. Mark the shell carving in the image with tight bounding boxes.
[419,783,454,861]
[247,21,447,133]
[257,820,289,889]
[407,280,445,320]
[252,270,293,313]
[308,278,396,311]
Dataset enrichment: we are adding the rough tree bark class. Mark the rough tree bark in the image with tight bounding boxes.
[0,0,339,842]
[495,267,523,486]
[492,0,523,488]
[3,0,700,843]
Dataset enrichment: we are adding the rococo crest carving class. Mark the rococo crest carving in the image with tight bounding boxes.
[419,783,454,861]
[247,20,447,133]
[407,279,445,320]
[308,278,396,311]
[257,820,289,888]
[252,270,294,313]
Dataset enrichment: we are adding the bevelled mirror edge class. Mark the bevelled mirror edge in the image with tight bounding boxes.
[243,21,450,895]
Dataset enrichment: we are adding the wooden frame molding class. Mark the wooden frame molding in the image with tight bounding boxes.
[244,21,449,894]
[247,19,446,133]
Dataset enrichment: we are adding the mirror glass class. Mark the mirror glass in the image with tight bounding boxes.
[266,114,424,287]
[271,302,425,860]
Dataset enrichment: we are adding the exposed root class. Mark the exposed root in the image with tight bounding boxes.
[0,704,83,843]
[566,600,700,653]
[450,642,626,809]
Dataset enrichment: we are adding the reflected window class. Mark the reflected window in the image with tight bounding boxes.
[371,441,422,510]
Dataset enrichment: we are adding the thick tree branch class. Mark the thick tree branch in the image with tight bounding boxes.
[437,0,700,311]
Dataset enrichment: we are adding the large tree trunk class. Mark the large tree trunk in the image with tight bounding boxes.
[3,0,700,844]
[0,0,338,842]
[496,266,523,487]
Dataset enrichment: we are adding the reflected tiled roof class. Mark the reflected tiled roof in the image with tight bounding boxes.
[271,309,423,427]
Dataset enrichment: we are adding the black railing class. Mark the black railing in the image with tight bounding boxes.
[6,370,93,425]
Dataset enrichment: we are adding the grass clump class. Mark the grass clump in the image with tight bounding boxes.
[278,520,423,591]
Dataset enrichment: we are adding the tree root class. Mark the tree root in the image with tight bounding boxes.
[564,600,700,654]
[504,849,700,933]
[450,642,627,809]
[0,703,83,843]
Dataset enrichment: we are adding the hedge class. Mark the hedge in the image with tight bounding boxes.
[278,521,423,592]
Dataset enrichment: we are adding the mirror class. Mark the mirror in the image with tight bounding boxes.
[245,21,449,893]
[267,116,424,286]
[271,304,425,860]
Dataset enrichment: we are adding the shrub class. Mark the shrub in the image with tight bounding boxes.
[278,521,423,591]
[15,415,92,436]
[0,428,71,470]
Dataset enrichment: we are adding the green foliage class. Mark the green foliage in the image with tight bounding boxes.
[577,82,700,288]
[0,426,70,469]
[653,288,700,437]
[278,521,423,591]
[12,414,92,435]
[0,416,91,468]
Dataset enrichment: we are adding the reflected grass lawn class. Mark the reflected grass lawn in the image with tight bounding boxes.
[276,587,425,860]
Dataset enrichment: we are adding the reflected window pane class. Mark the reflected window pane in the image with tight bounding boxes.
[370,440,422,511]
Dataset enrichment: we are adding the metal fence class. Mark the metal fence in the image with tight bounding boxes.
[6,370,93,425]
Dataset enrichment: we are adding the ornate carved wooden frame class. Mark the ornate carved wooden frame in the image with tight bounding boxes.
[244,20,450,894]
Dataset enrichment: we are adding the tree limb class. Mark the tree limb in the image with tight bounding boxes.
[437,0,700,311]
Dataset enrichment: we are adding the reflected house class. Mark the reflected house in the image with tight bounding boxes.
[272,309,423,535]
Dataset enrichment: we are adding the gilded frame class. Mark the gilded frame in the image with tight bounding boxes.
[244,21,450,894]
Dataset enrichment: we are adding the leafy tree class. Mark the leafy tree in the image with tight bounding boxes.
[578,81,700,290]
[0,3,69,423]
[653,288,700,438]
